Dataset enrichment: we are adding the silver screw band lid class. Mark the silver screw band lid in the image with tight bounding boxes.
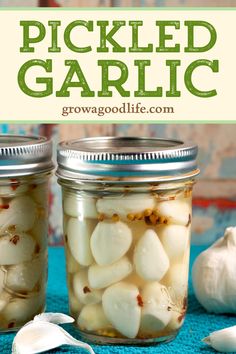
[57,137,199,182]
[0,135,54,177]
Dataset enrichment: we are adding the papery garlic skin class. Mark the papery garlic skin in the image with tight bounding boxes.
[203,325,236,353]
[192,227,236,314]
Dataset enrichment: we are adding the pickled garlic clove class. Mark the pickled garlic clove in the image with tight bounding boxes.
[0,267,5,292]
[67,218,95,266]
[0,291,10,312]
[31,217,48,251]
[12,319,95,354]
[31,183,48,206]
[68,287,83,315]
[2,294,44,325]
[0,182,28,197]
[90,221,132,266]
[64,195,98,219]
[0,196,36,233]
[66,249,81,274]
[102,282,141,339]
[78,304,110,331]
[96,194,155,220]
[0,232,36,266]
[34,312,74,325]
[6,257,43,292]
[162,263,189,300]
[133,229,169,281]
[202,326,236,353]
[166,310,185,332]
[88,256,133,289]
[140,282,171,334]
[156,200,191,226]
[73,270,102,305]
[157,224,190,261]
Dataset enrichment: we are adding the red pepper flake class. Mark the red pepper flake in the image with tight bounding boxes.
[0,204,9,209]
[10,235,20,245]
[83,286,91,294]
[30,184,37,190]
[35,243,41,254]
[8,322,15,329]
[10,179,20,191]
[137,294,144,307]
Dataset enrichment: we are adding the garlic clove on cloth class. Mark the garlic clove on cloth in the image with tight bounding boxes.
[192,226,236,313]
[202,325,236,353]
[33,312,74,324]
[12,316,95,354]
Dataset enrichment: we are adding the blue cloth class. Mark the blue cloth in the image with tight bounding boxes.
[1,246,236,354]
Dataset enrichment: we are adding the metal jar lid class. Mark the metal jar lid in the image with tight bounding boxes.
[57,137,199,182]
[0,135,54,177]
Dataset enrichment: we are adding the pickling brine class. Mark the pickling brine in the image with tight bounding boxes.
[57,137,199,345]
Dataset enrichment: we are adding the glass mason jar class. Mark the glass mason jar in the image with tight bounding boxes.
[56,137,199,345]
[0,135,54,331]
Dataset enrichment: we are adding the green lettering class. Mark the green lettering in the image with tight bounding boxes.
[20,21,46,53]
[97,21,126,52]
[56,60,94,97]
[134,60,162,97]
[185,21,217,52]
[98,60,129,97]
[64,20,93,53]
[18,59,52,97]
[156,21,180,52]
[129,21,153,52]
[166,60,181,97]
[48,20,61,52]
[185,59,219,97]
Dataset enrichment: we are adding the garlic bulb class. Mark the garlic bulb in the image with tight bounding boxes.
[192,227,236,313]
[202,325,236,352]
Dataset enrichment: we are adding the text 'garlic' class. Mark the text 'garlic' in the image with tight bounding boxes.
[192,227,236,313]
[12,312,95,354]
[202,325,236,353]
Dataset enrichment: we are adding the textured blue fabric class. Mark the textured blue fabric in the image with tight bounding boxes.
[1,246,236,354]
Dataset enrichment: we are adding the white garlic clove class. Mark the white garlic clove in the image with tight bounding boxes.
[31,183,48,206]
[6,257,43,292]
[78,304,110,331]
[0,196,36,233]
[2,295,44,325]
[102,282,141,339]
[0,232,36,266]
[202,325,236,353]
[31,217,48,251]
[0,182,28,197]
[64,195,98,219]
[157,224,190,261]
[67,218,95,267]
[140,282,171,334]
[125,272,146,289]
[0,267,5,292]
[96,194,155,220]
[68,287,83,315]
[34,312,74,325]
[73,270,102,305]
[0,291,10,312]
[163,263,189,300]
[166,310,185,332]
[192,227,236,314]
[156,200,191,226]
[88,256,133,289]
[134,229,169,281]
[90,221,132,266]
[12,320,95,354]
[66,249,81,274]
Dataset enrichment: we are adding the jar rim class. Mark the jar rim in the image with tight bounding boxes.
[57,136,199,182]
[0,134,54,177]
